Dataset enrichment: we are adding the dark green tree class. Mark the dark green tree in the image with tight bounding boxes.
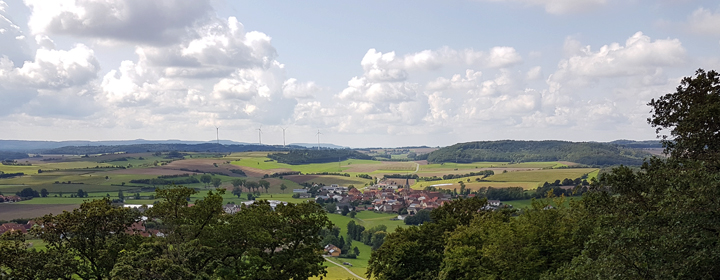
[258,179,270,193]
[199,174,212,187]
[211,177,222,188]
[33,198,142,280]
[648,68,720,169]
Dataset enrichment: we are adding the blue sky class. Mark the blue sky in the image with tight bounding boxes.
[1,0,718,147]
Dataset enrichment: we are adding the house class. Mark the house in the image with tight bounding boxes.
[0,195,21,202]
[223,204,241,214]
[293,189,308,193]
[336,202,354,212]
[324,244,342,257]
[297,192,312,198]
[488,200,501,207]
[0,223,28,234]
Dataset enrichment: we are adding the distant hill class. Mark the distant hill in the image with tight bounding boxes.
[289,143,349,149]
[418,140,653,166]
[0,151,29,161]
[0,139,252,152]
[609,139,663,149]
[41,143,299,155]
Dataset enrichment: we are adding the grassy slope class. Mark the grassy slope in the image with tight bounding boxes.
[314,212,406,279]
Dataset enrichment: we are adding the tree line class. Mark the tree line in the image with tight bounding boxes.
[267,149,372,165]
[0,151,28,161]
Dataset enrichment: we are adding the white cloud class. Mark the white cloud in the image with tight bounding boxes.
[0,43,100,89]
[360,46,522,83]
[283,78,320,99]
[141,17,277,77]
[549,32,685,89]
[526,66,542,80]
[97,16,301,129]
[24,0,212,44]
[686,7,720,36]
[0,1,31,64]
[480,0,607,14]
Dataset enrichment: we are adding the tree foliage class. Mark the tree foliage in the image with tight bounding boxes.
[648,68,720,169]
[268,149,372,165]
[421,140,650,165]
[0,186,333,280]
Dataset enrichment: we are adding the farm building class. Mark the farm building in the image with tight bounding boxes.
[324,244,341,257]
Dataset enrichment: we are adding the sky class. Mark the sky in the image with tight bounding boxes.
[0,0,719,148]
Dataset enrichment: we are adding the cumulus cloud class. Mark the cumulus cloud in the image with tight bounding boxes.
[24,0,212,44]
[480,0,607,14]
[0,1,31,64]
[549,32,685,89]
[360,46,521,82]
[686,7,720,36]
[0,44,100,89]
[283,79,320,99]
[140,17,277,78]
[98,16,299,128]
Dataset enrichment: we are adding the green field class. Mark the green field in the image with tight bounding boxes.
[485,168,598,183]
[319,212,406,279]
[231,155,380,173]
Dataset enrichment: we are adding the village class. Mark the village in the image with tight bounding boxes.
[295,178,505,218]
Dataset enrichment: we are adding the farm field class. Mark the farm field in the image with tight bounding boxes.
[413,180,540,191]
[485,168,598,183]
[1,150,599,223]
[0,204,79,220]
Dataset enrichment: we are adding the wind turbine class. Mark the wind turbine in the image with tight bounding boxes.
[316,129,322,150]
[281,127,287,147]
[215,126,220,145]
[257,126,263,145]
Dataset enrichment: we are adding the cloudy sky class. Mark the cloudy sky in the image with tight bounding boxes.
[1,0,718,147]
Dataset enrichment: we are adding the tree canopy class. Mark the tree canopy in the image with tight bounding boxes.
[419,140,650,165]
[0,186,332,280]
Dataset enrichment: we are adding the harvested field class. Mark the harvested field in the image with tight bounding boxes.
[344,161,414,173]
[107,168,189,176]
[284,175,370,186]
[383,178,416,186]
[0,204,79,220]
[158,159,249,177]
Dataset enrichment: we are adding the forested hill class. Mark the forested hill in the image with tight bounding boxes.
[43,143,295,155]
[268,149,372,164]
[0,151,29,161]
[419,140,651,166]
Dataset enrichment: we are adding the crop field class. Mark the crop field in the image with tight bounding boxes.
[285,175,371,186]
[0,204,79,220]
[413,180,540,191]
[485,168,598,183]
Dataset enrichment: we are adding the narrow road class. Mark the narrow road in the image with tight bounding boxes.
[414,162,420,173]
[324,256,366,280]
